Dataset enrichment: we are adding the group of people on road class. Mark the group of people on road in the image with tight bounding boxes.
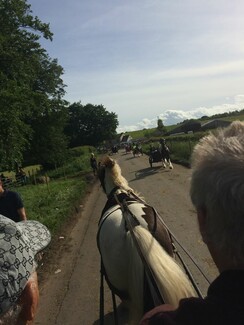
[132,142,143,157]
[1,120,244,323]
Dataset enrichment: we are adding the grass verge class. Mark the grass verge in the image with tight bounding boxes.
[17,176,90,233]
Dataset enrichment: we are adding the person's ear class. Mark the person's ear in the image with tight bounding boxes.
[197,207,208,243]
[19,272,39,322]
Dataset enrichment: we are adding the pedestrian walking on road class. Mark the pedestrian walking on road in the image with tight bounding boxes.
[90,153,98,175]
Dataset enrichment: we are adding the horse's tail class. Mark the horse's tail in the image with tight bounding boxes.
[132,226,196,308]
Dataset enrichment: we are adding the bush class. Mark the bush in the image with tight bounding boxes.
[69,146,95,158]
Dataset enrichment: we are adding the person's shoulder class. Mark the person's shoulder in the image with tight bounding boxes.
[6,190,21,198]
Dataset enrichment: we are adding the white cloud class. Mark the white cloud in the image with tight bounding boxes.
[117,98,244,133]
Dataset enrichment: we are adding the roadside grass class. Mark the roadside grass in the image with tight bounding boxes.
[16,177,88,233]
[3,145,98,235]
[170,141,196,165]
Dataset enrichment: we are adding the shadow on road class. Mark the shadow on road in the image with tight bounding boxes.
[93,303,129,325]
[124,155,140,160]
[130,166,171,182]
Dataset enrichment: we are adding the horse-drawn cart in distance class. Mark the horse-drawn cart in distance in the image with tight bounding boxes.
[149,139,173,169]
[148,148,162,167]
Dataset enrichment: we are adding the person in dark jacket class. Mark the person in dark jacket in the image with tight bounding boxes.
[140,121,244,325]
[0,178,27,221]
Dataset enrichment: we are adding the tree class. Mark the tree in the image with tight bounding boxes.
[65,102,118,147]
[24,100,69,169]
[157,118,167,134]
[0,0,67,170]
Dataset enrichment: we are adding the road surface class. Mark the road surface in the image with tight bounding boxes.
[34,150,218,325]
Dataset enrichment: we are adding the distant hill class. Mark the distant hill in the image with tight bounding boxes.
[125,109,244,140]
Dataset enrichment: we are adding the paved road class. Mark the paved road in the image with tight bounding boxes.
[34,150,218,325]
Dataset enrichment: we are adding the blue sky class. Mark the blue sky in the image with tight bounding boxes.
[28,0,244,132]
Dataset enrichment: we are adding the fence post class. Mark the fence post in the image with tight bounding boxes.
[33,169,37,185]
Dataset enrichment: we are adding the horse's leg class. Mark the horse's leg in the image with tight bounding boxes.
[166,154,173,169]
[168,159,173,169]
[162,157,166,168]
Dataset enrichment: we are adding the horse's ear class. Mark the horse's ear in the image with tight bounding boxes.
[103,156,115,168]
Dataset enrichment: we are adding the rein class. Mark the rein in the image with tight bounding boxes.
[151,207,211,287]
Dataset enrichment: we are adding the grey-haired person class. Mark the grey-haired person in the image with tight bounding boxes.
[140,121,244,324]
[0,215,51,324]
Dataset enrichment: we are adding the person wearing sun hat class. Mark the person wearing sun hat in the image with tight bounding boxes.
[0,214,51,324]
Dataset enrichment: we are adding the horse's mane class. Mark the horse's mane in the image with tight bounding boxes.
[102,156,144,200]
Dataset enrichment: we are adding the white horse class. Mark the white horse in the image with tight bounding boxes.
[97,156,196,324]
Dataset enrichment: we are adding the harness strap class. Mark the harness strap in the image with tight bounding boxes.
[107,186,121,200]
[99,257,119,325]
[154,208,211,285]
[99,258,105,325]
